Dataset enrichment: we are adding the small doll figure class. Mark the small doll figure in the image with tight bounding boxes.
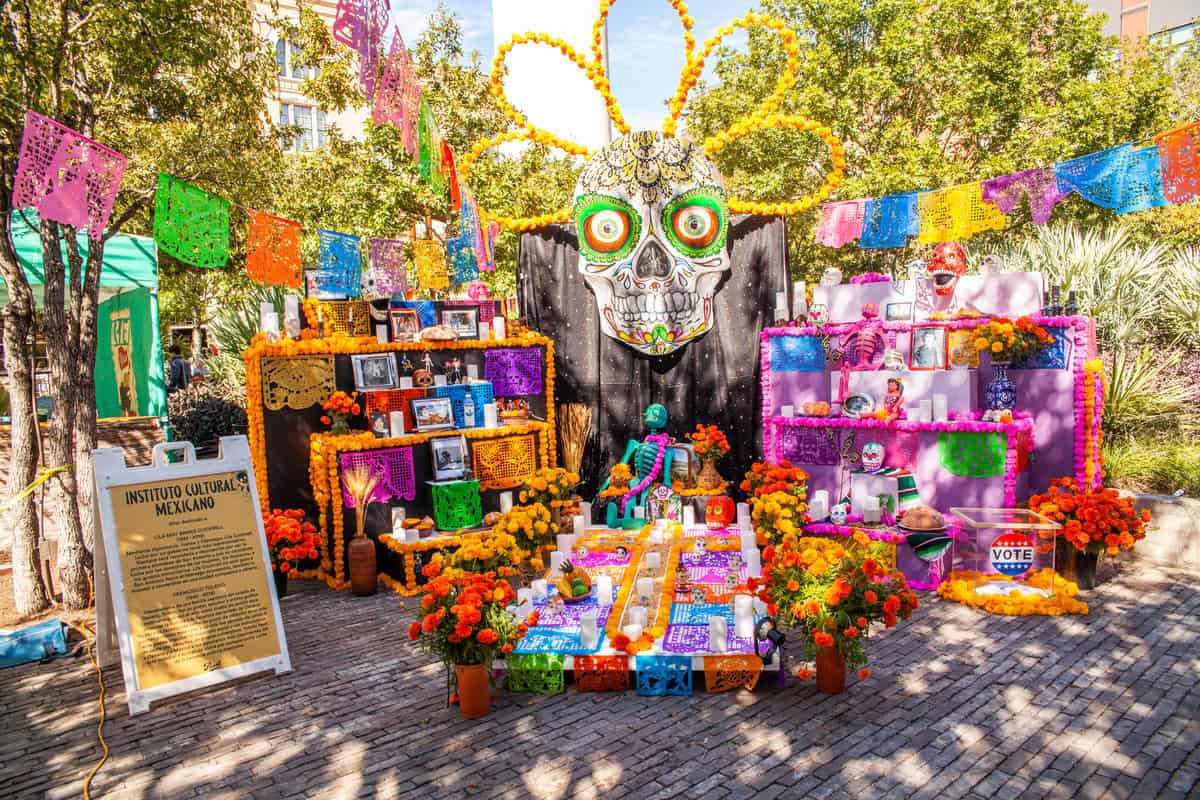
[444,358,462,384]
[422,351,435,374]
[884,377,904,417]
[399,354,415,376]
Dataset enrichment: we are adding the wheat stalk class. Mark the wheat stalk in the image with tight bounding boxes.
[343,465,381,539]
[558,403,592,474]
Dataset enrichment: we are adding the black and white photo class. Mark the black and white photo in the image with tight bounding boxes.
[351,353,398,390]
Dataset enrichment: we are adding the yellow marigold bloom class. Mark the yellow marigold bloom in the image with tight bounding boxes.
[991,342,1004,353]
[852,531,870,546]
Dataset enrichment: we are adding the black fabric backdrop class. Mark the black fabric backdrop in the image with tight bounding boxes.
[518,215,790,495]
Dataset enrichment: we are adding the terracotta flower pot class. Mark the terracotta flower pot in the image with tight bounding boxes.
[455,663,491,719]
[815,646,847,695]
[348,535,377,596]
[697,459,723,491]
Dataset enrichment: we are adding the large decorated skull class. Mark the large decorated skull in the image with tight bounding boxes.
[927,241,967,297]
[574,131,730,356]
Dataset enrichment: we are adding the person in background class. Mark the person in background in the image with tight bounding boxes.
[168,344,191,393]
[190,354,209,387]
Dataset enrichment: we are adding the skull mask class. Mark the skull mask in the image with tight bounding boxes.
[574,131,730,356]
[927,241,967,297]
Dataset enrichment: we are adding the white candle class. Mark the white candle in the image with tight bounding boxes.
[389,411,405,438]
[636,577,654,600]
[405,529,420,543]
[623,623,643,641]
[580,613,599,649]
[775,290,787,311]
[737,502,750,522]
[531,579,548,601]
[780,404,795,418]
[549,551,564,574]
[477,321,490,341]
[632,505,645,519]
[919,399,933,422]
[434,373,447,386]
[644,552,662,570]
[492,317,506,340]
[775,305,789,323]
[399,376,414,390]
[284,296,301,338]
[375,324,388,344]
[682,506,695,527]
[740,530,756,550]
[813,490,829,506]
[573,516,586,536]
[734,595,755,639]
[709,616,728,653]
[467,364,479,379]
[517,588,532,605]
[933,393,948,422]
[578,501,591,522]
[484,403,499,428]
[556,533,575,554]
[744,550,762,577]
[810,497,828,520]
[499,491,513,513]
[391,506,406,531]
[628,606,648,627]
[865,496,881,524]
[793,281,807,314]
[263,311,280,338]
[595,576,613,604]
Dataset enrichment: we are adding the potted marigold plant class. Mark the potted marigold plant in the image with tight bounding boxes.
[407,564,520,719]
[690,424,731,490]
[263,508,320,597]
[1028,477,1150,589]
[441,529,525,577]
[754,531,919,694]
[973,316,1053,411]
[320,390,360,435]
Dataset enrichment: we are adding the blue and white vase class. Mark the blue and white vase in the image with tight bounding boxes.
[986,363,1016,411]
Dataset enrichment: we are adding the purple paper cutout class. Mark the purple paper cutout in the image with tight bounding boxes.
[536,604,612,629]
[339,447,416,506]
[13,110,128,236]
[373,29,413,132]
[981,168,1070,226]
[484,348,543,396]
[680,551,738,569]
[572,551,629,567]
[777,425,840,465]
[368,238,407,296]
[661,624,753,654]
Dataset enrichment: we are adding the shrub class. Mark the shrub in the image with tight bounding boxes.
[167,385,248,450]
[1102,438,1200,496]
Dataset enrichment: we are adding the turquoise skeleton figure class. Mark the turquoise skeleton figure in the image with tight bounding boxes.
[603,403,674,528]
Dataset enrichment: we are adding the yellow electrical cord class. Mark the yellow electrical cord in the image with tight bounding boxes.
[66,575,108,800]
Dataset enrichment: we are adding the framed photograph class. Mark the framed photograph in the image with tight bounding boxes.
[351,353,398,391]
[667,444,695,489]
[909,325,947,371]
[389,309,421,342]
[841,392,875,418]
[304,269,346,301]
[411,396,455,432]
[430,435,468,480]
[947,328,980,369]
[369,412,390,439]
[441,306,480,339]
[884,302,913,322]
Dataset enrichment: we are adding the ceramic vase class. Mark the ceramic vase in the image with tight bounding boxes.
[815,646,847,695]
[986,363,1017,411]
[330,417,351,436]
[1063,547,1099,590]
[698,459,724,491]
[455,663,491,719]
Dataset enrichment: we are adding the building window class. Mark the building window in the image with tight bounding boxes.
[279,103,328,152]
[276,38,318,80]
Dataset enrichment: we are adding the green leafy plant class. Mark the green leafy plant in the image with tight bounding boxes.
[1102,438,1200,496]
[1103,347,1196,441]
[206,285,292,393]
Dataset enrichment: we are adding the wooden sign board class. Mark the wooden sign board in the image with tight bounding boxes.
[93,437,291,715]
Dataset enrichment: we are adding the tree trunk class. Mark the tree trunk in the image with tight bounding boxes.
[40,220,89,609]
[0,230,50,615]
[73,237,105,558]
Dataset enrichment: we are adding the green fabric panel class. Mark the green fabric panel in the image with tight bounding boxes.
[95,289,165,418]
[7,210,158,292]
[938,431,1007,478]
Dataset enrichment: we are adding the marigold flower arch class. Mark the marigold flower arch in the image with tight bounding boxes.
[459,0,846,231]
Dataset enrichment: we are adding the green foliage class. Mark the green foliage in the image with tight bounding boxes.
[167,385,248,451]
[684,0,1198,278]
[1103,347,1197,442]
[1161,248,1200,344]
[1102,438,1200,496]
[207,285,293,393]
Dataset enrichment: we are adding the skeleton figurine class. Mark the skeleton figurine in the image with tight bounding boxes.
[602,403,674,528]
[575,132,730,356]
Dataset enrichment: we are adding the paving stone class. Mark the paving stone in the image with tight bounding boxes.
[0,562,1197,799]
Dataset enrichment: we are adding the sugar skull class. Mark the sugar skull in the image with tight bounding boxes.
[927,241,967,297]
[830,503,848,526]
[706,496,735,530]
[862,442,885,472]
[575,131,730,356]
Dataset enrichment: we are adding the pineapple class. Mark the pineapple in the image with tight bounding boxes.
[556,559,592,600]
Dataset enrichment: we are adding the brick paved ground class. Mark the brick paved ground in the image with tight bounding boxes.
[2,560,1198,800]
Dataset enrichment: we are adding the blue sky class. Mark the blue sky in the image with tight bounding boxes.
[391,0,748,132]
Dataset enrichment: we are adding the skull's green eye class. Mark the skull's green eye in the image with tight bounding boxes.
[574,195,640,264]
[662,186,728,258]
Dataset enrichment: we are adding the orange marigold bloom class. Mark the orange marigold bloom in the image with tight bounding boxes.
[864,590,878,604]
[477,628,499,645]
[858,668,871,680]
[786,579,800,592]
[805,600,821,616]
[844,626,859,639]
[796,668,813,680]
[856,616,868,628]
[813,632,834,648]
[408,621,421,640]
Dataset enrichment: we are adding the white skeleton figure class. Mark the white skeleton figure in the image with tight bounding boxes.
[574,131,731,356]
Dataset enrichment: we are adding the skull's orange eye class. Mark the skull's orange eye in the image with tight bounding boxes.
[671,205,719,249]
[583,209,631,254]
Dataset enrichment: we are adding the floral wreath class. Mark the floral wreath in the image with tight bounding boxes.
[459,0,846,231]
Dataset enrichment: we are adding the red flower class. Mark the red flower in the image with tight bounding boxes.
[813,631,834,648]
[477,628,499,645]
[858,668,871,680]
[844,626,859,639]
[408,621,421,640]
